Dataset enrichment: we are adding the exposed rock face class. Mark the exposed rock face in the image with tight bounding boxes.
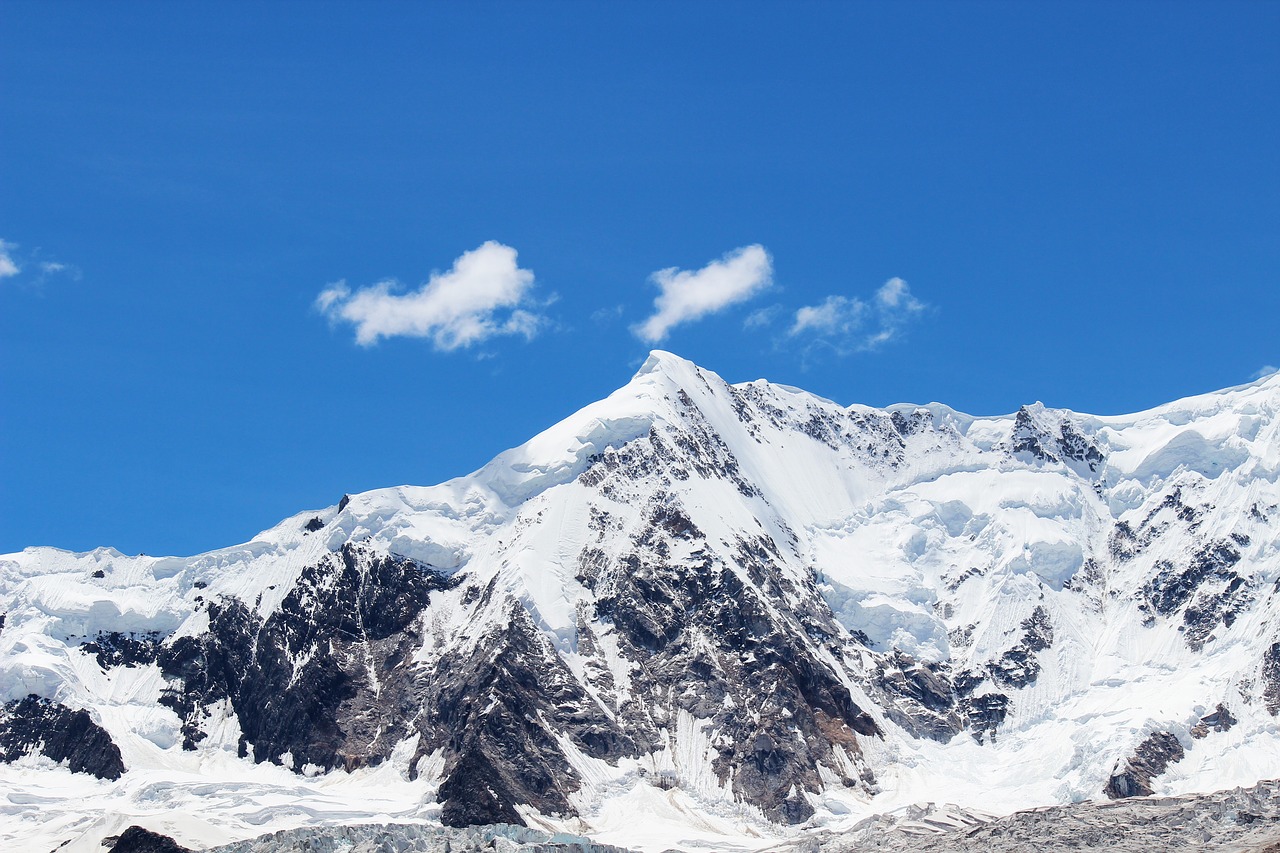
[0,694,124,779]
[82,630,163,669]
[109,826,193,853]
[581,519,881,820]
[1191,704,1237,739]
[1264,643,1280,715]
[873,652,962,741]
[158,543,455,766]
[569,402,889,822]
[1143,539,1249,650]
[958,692,1010,744]
[1008,405,1105,473]
[151,542,632,827]
[429,604,630,826]
[1104,731,1186,799]
[987,606,1053,688]
[1111,486,1204,566]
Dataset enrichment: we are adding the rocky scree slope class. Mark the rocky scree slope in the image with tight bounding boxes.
[3,352,1280,851]
[813,777,1280,852]
[133,778,1280,853]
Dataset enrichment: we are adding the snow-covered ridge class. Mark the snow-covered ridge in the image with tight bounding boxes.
[3,352,1280,853]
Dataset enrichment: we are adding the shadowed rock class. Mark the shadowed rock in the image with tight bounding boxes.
[1105,731,1185,799]
[0,694,124,780]
[109,825,193,853]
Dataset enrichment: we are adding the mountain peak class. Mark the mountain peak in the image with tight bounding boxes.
[629,349,711,391]
[634,349,691,375]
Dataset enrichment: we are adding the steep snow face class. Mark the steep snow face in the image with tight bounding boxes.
[3,353,1280,853]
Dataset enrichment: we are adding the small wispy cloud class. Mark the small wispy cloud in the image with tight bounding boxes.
[0,239,81,287]
[591,304,625,326]
[743,305,782,330]
[0,240,20,280]
[790,295,866,336]
[787,277,927,355]
[1254,365,1279,380]
[317,241,546,350]
[633,244,773,343]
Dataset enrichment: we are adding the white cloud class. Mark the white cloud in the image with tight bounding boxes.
[1254,365,1279,380]
[743,305,782,330]
[591,304,625,326]
[874,276,923,313]
[633,245,772,343]
[789,277,927,354]
[0,240,20,280]
[790,295,866,336]
[317,241,544,350]
[0,240,79,285]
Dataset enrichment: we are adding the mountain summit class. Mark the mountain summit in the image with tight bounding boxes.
[3,354,1280,851]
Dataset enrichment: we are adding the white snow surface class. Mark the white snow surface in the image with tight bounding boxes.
[4,351,1280,852]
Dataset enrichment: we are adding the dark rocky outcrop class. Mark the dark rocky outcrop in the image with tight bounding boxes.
[1112,487,1207,566]
[159,543,456,766]
[873,652,963,742]
[427,604,630,827]
[157,598,256,751]
[1190,704,1237,739]
[577,465,884,822]
[1056,419,1105,473]
[82,630,164,669]
[1140,539,1249,649]
[1008,409,1052,460]
[895,607,1051,744]
[728,383,913,466]
[891,408,934,438]
[108,825,193,853]
[1008,407,1104,473]
[155,540,624,829]
[1108,521,1140,562]
[1104,731,1185,799]
[959,692,1009,744]
[988,606,1054,688]
[1263,643,1280,715]
[0,694,124,779]
[589,520,882,822]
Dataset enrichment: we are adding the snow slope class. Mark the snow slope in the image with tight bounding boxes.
[3,352,1280,852]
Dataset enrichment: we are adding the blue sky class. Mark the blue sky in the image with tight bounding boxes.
[2,1,1277,556]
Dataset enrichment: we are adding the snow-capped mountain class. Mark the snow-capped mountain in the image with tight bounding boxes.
[3,352,1279,852]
